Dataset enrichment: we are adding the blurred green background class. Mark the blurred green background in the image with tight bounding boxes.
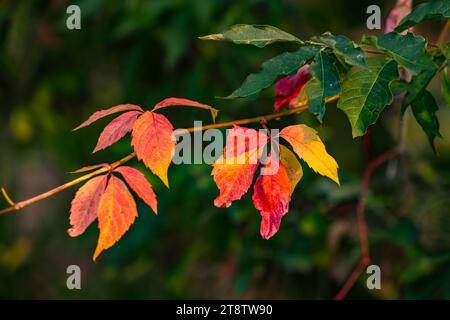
[1,0,450,299]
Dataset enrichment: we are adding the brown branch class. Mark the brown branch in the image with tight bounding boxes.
[334,148,401,300]
[0,95,339,216]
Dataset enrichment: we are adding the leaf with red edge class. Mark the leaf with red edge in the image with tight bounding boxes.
[68,175,108,237]
[252,150,292,240]
[93,176,138,261]
[212,126,268,208]
[74,104,143,131]
[69,163,109,174]
[153,97,219,122]
[385,0,412,34]
[93,111,141,153]
[114,166,157,214]
[274,65,311,112]
[131,111,175,188]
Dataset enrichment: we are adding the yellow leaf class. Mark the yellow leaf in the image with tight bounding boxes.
[279,125,339,185]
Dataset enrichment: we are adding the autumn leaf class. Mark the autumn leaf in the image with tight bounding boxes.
[114,166,157,214]
[68,175,108,237]
[94,176,138,261]
[73,104,143,131]
[274,65,311,112]
[280,124,339,184]
[93,111,141,153]
[252,150,292,240]
[131,111,175,188]
[385,0,412,34]
[212,126,268,208]
[279,144,303,193]
[153,97,219,122]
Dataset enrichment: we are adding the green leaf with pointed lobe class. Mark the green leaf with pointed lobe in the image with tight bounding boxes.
[305,51,341,122]
[199,24,302,48]
[364,32,434,75]
[441,70,450,108]
[223,46,319,99]
[312,34,366,68]
[337,58,399,137]
[395,0,450,32]
[411,90,442,153]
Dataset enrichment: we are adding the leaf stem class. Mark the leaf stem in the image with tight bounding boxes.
[0,95,339,216]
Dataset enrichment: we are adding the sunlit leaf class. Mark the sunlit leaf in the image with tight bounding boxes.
[280,124,339,184]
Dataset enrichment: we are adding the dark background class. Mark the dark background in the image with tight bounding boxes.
[1,0,450,299]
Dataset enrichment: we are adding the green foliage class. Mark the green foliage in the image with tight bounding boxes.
[311,34,366,68]
[337,58,398,137]
[199,24,302,48]
[410,90,442,152]
[442,69,450,107]
[222,46,319,99]
[396,0,450,32]
[364,32,434,75]
[305,51,341,122]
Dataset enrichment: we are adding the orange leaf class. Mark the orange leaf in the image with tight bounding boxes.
[74,104,143,131]
[114,166,157,214]
[280,124,339,185]
[212,126,268,208]
[68,175,108,237]
[153,97,219,122]
[93,176,138,261]
[252,151,291,239]
[131,111,175,188]
[93,111,141,153]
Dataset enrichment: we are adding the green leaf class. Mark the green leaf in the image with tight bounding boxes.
[199,24,302,48]
[410,90,442,152]
[401,55,445,114]
[311,34,366,68]
[305,51,341,122]
[223,46,319,99]
[441,69,450,108]
[337,58,398,137]
[395,0,450,32]
[364,32,434,75]
[441,43,450,60]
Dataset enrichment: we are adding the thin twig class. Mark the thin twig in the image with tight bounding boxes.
[0,95,339,216]
[334,149,400,300]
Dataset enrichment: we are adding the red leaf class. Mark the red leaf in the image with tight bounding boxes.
[385,0,412,34]
[93,176,138,261]
[69,163,109,174]
[93,111,141,153]
[274,65,311,112]
[131,111,175,188]
[74,104,143,131]
[114,166,157,214]
[153,97,219,122]
[252,151,291,239]
[212,126,268,208]
[68,175,108,237]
